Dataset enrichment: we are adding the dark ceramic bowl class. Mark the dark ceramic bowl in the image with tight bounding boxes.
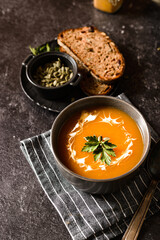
[23,52,81,99]
[50,96,151,194]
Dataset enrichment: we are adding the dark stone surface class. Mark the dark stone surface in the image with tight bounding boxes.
[0,0,160,239]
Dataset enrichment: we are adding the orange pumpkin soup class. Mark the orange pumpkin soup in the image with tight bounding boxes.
[57,107,143,179]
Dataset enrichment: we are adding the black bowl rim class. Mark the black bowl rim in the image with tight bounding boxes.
[51,95,151,182]
[26,51,78,90]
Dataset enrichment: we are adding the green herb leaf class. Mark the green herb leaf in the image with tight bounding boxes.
[81,135,117,165]
[82,144,99,152]
[93,149,102,162]
[101,149,111,165]
[84,135,98,143]
[103,141,117,149]
[104,148,116,157]
[46,43,50,52]
[29,46,37,55]
[54,46,60,52]
[29,43,51,56]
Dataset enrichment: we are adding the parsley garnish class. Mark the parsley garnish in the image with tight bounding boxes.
[29,43,51,55]
[81,136,117,165]
[29,42,60,55]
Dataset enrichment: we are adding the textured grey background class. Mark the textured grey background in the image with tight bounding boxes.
[0,0,160,239]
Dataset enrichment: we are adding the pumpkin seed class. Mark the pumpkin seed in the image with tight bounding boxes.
[70,72,73,79]
[34,57,73,87]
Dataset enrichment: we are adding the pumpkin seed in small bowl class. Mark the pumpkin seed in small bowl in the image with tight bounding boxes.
[34,58,74,88]
[24,52,81,99]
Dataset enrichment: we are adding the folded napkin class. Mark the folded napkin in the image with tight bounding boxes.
[20,93,160,240]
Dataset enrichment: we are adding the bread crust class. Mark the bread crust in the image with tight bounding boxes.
[58,26,125,84]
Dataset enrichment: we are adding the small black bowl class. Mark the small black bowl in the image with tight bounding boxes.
[50,96,151,194]
[22,52,81,99]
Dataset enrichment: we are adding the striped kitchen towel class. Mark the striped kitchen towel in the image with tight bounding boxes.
[20,93,160,240]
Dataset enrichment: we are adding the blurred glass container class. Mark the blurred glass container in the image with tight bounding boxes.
[93,0,123,13]
[152,0,160,5]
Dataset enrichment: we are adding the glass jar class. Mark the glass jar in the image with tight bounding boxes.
[93,0,123,13]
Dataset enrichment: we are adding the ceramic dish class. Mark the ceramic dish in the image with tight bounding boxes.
[25,52,82,100]
[50,96,151,194]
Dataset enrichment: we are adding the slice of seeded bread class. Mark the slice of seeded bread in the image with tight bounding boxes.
[59,46,114,95]
[57,26,125,84]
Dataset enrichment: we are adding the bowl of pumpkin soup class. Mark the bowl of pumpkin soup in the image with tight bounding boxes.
[51,96,151,194]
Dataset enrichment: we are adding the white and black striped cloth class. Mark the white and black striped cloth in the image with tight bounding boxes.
[20,94,160,240]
